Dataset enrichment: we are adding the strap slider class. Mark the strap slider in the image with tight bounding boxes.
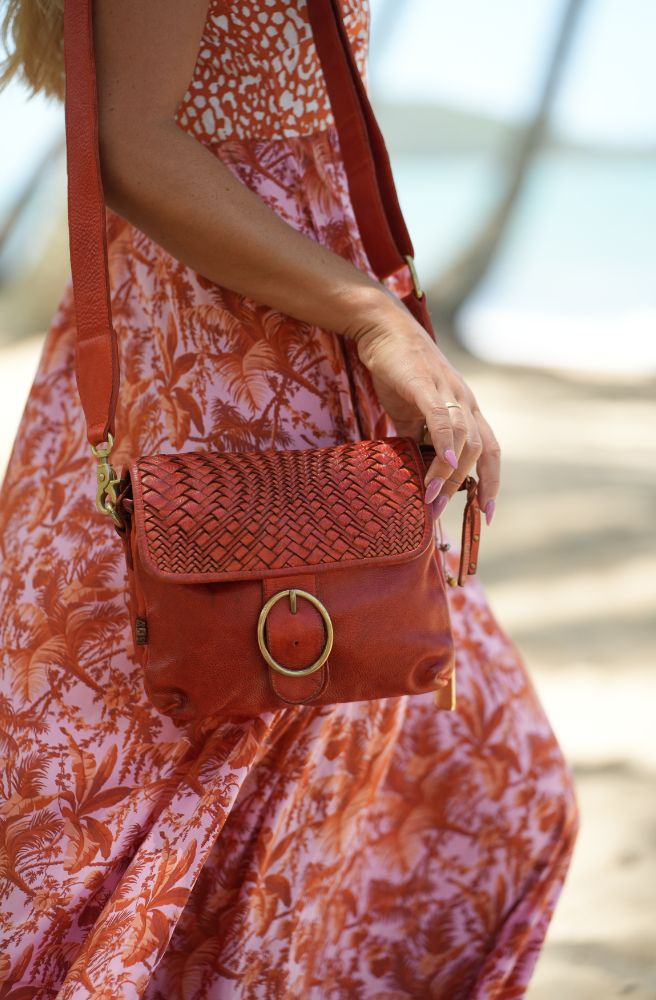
[404,254,424,300]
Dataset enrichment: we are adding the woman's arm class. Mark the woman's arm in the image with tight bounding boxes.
[95,0,500,521]
[95,0,388,338]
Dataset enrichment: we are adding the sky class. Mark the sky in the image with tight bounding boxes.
[370,0,656,148]
[0,85,61,213]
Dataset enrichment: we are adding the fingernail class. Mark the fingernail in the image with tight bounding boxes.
[432,494,449,519]
[484,499,496,525]
[444,449,458,470]
[424,478,444,504]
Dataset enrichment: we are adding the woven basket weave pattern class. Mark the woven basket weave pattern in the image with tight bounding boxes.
[134,438,427,576]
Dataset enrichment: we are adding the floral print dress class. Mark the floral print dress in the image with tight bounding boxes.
[0,2,579,997]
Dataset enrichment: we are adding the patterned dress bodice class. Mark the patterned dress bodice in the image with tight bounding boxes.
[174,0,369,144]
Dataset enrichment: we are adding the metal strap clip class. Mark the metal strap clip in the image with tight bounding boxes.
[90,432,123,529]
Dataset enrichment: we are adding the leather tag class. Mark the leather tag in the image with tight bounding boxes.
[434,670,456,711]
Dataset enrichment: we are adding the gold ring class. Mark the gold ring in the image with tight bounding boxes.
[257,589,333,677]
[444,401,462,409]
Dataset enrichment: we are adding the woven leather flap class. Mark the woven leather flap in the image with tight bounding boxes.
[128,437,433,583]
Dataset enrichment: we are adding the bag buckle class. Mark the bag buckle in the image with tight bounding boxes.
[257,589,333,677]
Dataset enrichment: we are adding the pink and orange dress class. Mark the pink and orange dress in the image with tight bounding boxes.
[0,2,578,996]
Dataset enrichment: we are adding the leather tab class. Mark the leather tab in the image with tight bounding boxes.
[434,670,456,711]
[458,477,481,585]
[261,574,330,705]
[419,444,482,587]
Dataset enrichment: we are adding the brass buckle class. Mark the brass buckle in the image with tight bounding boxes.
[404,254,424,300]
[257,589,333,677]
[90,432,123,529]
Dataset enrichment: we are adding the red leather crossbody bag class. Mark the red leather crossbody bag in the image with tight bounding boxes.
[63,0,482,723]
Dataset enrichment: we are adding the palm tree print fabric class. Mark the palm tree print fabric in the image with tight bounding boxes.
[0,1,579,997]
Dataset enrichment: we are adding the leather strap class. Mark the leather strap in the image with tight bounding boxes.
[307,0,436,339]
[63,0,119,446]
[63,0,435,447]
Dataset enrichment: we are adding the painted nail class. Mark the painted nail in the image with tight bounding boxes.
[484,499,496,525]
[424,478,444,504]
[444,449,458,470]
[432,494,449,519]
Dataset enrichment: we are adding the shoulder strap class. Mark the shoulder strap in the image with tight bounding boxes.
[63,0,434,448]
[306,0,435,337]
[64,0,119,447]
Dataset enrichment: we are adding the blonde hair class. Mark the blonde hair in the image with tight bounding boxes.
[0,0,65,102]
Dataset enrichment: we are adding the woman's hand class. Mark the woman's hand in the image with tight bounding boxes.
[348,298,500,525]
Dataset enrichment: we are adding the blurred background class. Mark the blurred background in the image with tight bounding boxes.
[1,0,654,995]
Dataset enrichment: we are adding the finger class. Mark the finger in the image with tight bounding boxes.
[473,411,501,524]
[422,400,468,496]
[404,378,455,492]
[438,420,483,502]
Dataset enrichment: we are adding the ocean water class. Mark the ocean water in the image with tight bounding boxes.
[392,151,656,374]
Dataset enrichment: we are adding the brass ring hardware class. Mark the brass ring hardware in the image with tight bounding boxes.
[257,589,333,677]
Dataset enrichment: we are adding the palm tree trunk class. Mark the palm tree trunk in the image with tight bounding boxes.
[427,0,589,331]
